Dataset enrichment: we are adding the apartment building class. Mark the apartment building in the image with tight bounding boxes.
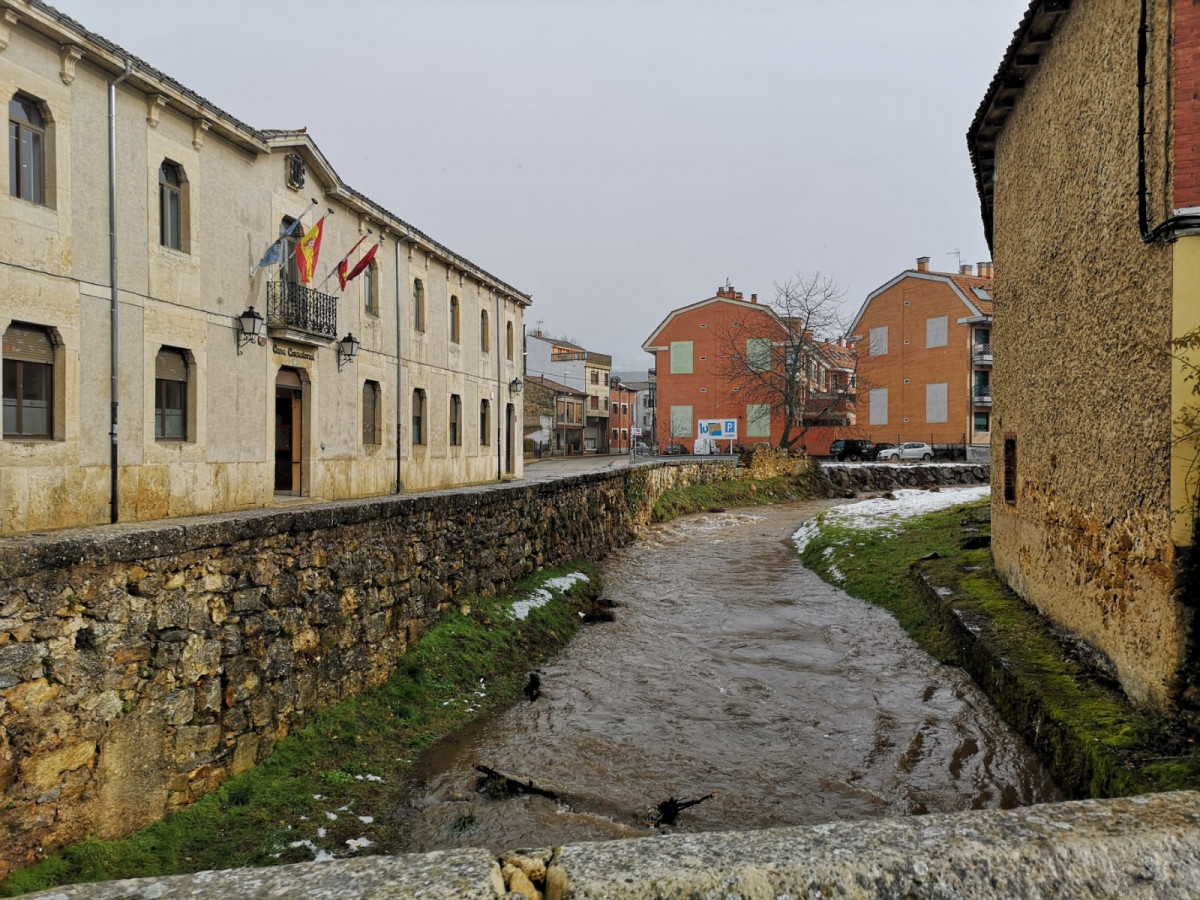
[849,257,994,459]
[524,329,612,452]
[0,2,528,535]
[608,377,638,453]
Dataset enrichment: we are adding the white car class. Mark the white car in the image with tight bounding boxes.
[876,441,934,461]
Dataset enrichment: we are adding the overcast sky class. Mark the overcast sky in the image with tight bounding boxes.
[52,0,1027,372]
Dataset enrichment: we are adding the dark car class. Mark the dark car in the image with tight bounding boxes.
[866,442,894,460]
[663,443,686,455]
[829,438,874,462]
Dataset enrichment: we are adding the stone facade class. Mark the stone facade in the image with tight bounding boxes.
[0,459,736,875]
[970,0,1189,708]
[0,2,528,537]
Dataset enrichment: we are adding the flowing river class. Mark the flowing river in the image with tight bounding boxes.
[397,496,1060,852]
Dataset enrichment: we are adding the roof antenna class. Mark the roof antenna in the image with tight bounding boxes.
[948,249,961,270]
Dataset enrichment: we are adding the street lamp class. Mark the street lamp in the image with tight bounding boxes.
[336,332,360,371]
[236,306,264,355]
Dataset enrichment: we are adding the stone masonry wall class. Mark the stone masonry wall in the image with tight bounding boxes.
[0,459,737,876]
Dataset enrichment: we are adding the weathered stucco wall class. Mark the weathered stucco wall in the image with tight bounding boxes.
[0,459,736,876]
[990,0,1184,708]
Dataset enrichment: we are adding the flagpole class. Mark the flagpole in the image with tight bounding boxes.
[315,229,375,293]
[249,197,318,276]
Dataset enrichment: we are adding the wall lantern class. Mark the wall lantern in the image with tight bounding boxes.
[509,377,523,395]
[337,332,360,371]
[236,306,264,355]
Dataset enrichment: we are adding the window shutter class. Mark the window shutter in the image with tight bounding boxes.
[155,348,187,382]
[3,324,53,363]
[363,382,377,444]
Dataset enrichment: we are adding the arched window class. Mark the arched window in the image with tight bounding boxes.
[449,295,460,344]
[411,388,426,445]
[362,380,380,445]
[506,322,514,360]
[154,346,188,440]
[413,278,426,332]
[480,399,491,446]
[364,261,378,316]
[449,393,462,446]
[480,310,490,353]
[2,322,54,438]
[159,161,183,250]
[9,95,45,204]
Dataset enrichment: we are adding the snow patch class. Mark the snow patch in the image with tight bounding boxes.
[793,487,990,554]
[511,571,589,620]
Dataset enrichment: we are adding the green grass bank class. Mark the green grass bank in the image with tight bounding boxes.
[1,564,602,896]
[798,496,1200,799]
[649,471,827,521]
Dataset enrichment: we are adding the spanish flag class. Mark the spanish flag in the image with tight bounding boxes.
[295,217,325,283]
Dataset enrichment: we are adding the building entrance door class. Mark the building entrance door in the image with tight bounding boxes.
[275,367,303,493]
[505,403,514,474]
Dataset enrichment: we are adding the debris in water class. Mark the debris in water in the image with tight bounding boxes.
[524,671,542,702]
[647,791,718,827]
[475,764,559,800]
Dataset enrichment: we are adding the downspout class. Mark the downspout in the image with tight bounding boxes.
[108,58,133,524]
[495,291,503,480]
[394,234,404,493]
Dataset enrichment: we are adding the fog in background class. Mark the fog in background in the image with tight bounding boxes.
[51,0,1028,370]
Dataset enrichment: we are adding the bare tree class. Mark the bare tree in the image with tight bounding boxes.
[710,273,857,449]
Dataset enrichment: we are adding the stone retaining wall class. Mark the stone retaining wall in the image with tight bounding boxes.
[819,462,990,493]
[0,460,736,876]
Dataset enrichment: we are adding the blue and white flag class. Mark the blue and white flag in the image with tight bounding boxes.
[253,209,309,273]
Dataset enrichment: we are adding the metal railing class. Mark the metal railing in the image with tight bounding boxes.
[973,383,993,398]
[972,342,994,357]
[267,281,338,340]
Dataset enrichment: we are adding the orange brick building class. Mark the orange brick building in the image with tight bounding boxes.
[608,378,638,453]
[643,286,802,452]
[849,257,994,457]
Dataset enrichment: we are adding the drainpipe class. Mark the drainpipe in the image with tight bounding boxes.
[394,233,404,493]
[108,58,133,524]
[495,291,503,481]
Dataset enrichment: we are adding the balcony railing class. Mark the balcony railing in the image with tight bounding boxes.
[267,281,338,340]
[973,383,993,404]
[972,342,994,363]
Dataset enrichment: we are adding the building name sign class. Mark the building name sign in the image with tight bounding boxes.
[272,343,316,362]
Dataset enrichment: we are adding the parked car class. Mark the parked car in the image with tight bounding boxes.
[867,442,894,460]
[663,443,686,455]
[828,438,874,461]
[876,441,934,461]
[632,441,651,456]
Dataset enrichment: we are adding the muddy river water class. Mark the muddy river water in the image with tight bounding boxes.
[399,497,1061,852]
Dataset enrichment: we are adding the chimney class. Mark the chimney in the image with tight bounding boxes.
[981,261,994,279]
[750,293,758,303]
[960,264,973,275]
[916,256,930,273]
[716,286,725,297]
[735,291,743,301]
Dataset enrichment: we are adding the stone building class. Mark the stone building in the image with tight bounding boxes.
[848,257,994,459]
[969,0,1198,708]
[523,374,585,455]
[0,1,528,535]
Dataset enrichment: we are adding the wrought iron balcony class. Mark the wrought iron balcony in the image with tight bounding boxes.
[973,382,993,405]
[972,342,994,364]
[267,281,338,341]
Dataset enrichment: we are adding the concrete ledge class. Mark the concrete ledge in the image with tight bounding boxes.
[25,793,1200,898]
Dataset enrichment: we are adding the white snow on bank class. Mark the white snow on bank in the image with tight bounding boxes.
[792,486,991,554]
[511,571,590,620]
